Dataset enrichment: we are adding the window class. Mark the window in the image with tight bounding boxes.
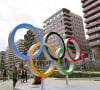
[57,14,60,17]
[97,39,100,42]
[63,33,65,36]
[46,21,50,27]
[96,33,99,36]
[53,16,56,20]
[50,19,52,22]
[61,11,63,15]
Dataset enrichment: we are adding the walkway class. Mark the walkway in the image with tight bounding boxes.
[0,78,100,90]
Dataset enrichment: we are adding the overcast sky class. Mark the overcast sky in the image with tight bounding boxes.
[0,0,86,51]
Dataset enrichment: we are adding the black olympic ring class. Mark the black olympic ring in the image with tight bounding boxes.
[44,32,66,61]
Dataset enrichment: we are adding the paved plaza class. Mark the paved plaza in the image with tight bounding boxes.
[0,78,100,90]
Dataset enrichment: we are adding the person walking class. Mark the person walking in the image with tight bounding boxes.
[13,67,18,90]
[3,68,7,82]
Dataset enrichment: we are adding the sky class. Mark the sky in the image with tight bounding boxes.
[0,0,86,51]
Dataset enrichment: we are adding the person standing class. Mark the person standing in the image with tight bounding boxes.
[80,64,83,71]
[20,68,25,83]
[19,70,22,83]
[22,69,25,83]
[13,67,18,89]
[83,63,86,72]
[3,68,7,82]
[20,69,23,83]
[24,69,27,83]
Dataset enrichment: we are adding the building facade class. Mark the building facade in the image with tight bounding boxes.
[24,28,44,55]
[71,12,87,52]
[0,51,6,69]
[81,0,100,53]
[24,28,48,68]
[43,8,87,53]
[6,39,25,69]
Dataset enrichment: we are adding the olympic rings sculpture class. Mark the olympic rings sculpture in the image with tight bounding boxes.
[8,23,81,78]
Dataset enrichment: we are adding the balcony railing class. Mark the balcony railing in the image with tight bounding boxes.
[86,19,100,29]
[81,0,87,3]
[83,0,100,12]
[84,6,100,18]
[81,0,85,2]
[82,0,95,8]
[63,16,71,21]
[63,12,71,17]
[64,21,72,25]
[85,13,100,23]
[65,30,72,34]
[65,35,71,38]
[88,35,100,41]
[89,41,100,47]
[87,27,100,34]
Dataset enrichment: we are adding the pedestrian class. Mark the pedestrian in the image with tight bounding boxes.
[21,68,25,83]
[80,64,83,71]
[3,68,7,82]
[20,69,23,83]
[19,70,22,83]
[83,63,86,71]
[24,69,27,83]
[13,67,18,90]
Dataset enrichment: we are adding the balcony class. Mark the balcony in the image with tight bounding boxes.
[85,13,100,23]
[64,25,72,31]
[87,35,100,41]
[82,0,95,8]
[81,0,87,3]
[66,42,74,48]
[64,21,72,25]
[87,27,100,35]
[65,34,72,38]
[84,6,100,18]
[89,41,100,47]
[65,29,72,34]
[86,19,100,29]
[83,0,100,13]
[68,44,74,48]
[63,12,71,17]
[63,16,71,21]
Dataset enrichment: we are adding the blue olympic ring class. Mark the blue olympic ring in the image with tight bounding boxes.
[9,23,43,60]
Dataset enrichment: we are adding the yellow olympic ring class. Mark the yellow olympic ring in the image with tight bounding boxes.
[30,42,56,78]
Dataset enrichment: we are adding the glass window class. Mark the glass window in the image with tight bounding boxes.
[63,33,65,36]
[53,16,56,20]
[97,39,100,42]
[50,19,52,22]
[61,11,63,15]
[57,14,60,17]
[44,23,46,26]
[96,33,99,36]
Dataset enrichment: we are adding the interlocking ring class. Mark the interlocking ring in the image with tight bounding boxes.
[8,23,81,78]
[44,32,66,61]
[56,47,75,75]
[29,42,56,78]
[65,38,81,62]
[8,23,43,60]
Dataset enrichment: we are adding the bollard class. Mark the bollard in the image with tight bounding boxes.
[66,75,68,86]
[8,75,9,80]
[41,78,45,90]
